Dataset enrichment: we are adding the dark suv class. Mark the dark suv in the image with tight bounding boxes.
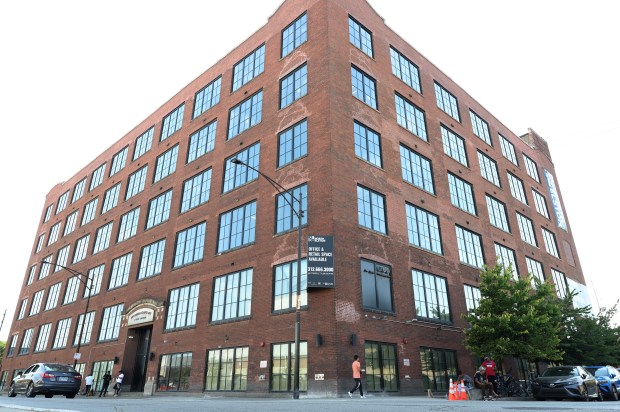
[8,363,82,398]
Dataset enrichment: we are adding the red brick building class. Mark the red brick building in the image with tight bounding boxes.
[1,0,588,397]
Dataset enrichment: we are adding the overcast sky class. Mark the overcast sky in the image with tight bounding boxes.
[1,0,619,341]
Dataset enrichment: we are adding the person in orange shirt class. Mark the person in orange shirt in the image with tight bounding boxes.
[348,354,366,398]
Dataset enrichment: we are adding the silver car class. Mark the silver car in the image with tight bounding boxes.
[532,365,601,401]
[8,363,82,399]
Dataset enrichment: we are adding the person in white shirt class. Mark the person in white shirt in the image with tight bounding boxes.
[84,374,94,396]
[113,370,124,397]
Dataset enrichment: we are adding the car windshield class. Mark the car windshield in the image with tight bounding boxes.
[45,364,77,373]
[542,367,578,377]
[585,367,608,377]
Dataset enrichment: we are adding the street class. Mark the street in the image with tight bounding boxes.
[2,395,620,412]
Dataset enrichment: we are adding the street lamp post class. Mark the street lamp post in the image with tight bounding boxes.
[41,261,92,368]
[231,158,304,399]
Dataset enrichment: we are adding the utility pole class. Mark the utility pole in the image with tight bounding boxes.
[0,309,6,335]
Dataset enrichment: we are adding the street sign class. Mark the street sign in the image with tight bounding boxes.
[307,235,334,288]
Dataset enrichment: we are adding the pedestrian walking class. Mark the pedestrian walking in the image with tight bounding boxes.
[113,370,124,397]
[98,371,112,397]
[83,373,94,395]
[347,354,365,398]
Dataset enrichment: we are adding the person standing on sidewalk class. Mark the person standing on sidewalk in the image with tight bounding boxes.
[83,373,94,395]
[98,371,112,397]
[113,370,124,397]
[347,354,365,398]
[481,356,499,397]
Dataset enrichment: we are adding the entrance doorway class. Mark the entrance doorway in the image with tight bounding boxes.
[129,326,152,392]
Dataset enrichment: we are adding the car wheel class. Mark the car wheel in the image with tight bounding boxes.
[582,385,590,402]
[66,393,77,399]
[8,383,17,398]
[611,385,619,401]
[596,386,603,402]
[45,394,53,398]
[25,382,36,398]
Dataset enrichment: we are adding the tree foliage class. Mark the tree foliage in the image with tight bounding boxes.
[0,340,5,366]
[463,264,563,363]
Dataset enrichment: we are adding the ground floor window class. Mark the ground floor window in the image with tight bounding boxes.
[271,341,307,392]
[420,347,458,391]
[205,346,249,391]
[74,363,85,377]
[158,352,192,391]
[516,357,537,380]
[92,360,114,393]
[364,341,398,391]
[0,371,8,390]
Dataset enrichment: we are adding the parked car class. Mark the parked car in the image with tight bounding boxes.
[8,363,82,398]
[585,365,620,401]
[531,365,601,401]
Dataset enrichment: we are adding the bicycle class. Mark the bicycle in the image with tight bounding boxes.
[496,373,526,397]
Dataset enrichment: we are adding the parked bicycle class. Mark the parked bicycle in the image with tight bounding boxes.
[496,372,526,397]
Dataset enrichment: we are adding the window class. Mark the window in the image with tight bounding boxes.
[532,190,550,219]
[109,253,133,290]
[526,257,545,286]
[29,290,44,316]
[187,121,217,163]
[161,104,185,141]
[361,259,393,312]
[217,202,256,253]
[126,166,148,200]
[486,194,510,232]
[478,151,501,187]
[165,283,199,331]
[271,342,308,392]
[117,207,140,242]
[412,270,450,321]
[395,94,427,140]
[273,259,308,312]
[206,347,249,391]
[39,255,52,279]
[420,347,458,391]
[85,264,104,297]
[7,334,19,357]
[181,169,212,213]
[278,119,307,167]
[0,371,7,389]
[109,146,128,176]
[72,178,86,203]
[280,63,307,108]
[351,66,377,109]
[441,126,468,166]
[400,144,434,193]
[228,90,263,139]
[92,360,115,393]
[508,173,528,205]
[52,318,72,349]
[63,276,80,305]
[27,265,36,285]
[101,183,121,214]
[552,269,568,298]
[73,235,90,263]
[55,247,70,269]
[542,228,560,258]
[139,239,165,280]
[464,285,481,312]
[455,226,484,268]
[211,268,253,322]
[232,44,265,92]
[523,154,541,183]
[81,198,98,226]
[495,243,518,280]
[223,143,260,193]
[276,184,308,234]
[43,204,53,223]
[47,222,61,245]
[357,185,386,234]
[133,127,154,160]
[73,311,95,346]
[365,342,398,392]
[193,77,222,118]
[93,222,113,254]
[19,328,34,355]
[154,145,179,182]
[35,234,45,253]
[469,110,491,145]
[434,82,460,121]
[281,13,307,58]
[499,133,518,165]
[390,47,421,93]
[56,191,69,214]
[17,298,28,320]
[89,163,106,191]
[98,303,123,341]
[34,323,52,353]
[158,352,193,392]
[64,210,78,236]
[354,121,382,168]
[516,213,537,246]
[45,283,61,311]
[174,222,206,267]
[146,190,172,229]
[447,173,476,215]
[405,203,442,254]
[348,16,373,57]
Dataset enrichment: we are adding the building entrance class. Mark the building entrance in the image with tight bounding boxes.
[128,326,152,392]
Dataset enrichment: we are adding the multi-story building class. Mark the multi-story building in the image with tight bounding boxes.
[0,0,588,397]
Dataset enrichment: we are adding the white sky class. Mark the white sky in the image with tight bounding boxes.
[1,0,619,341]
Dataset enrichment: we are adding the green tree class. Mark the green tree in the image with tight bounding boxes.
[463,264,563,364]
[0,340,5,366]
